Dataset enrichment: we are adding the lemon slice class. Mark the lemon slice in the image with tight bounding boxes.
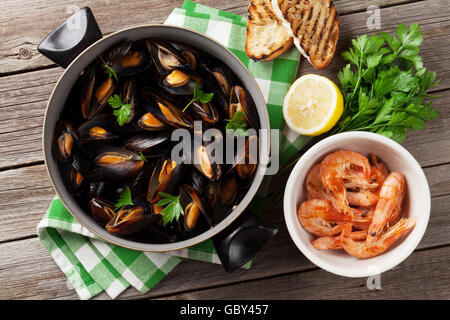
[283,74,343,136]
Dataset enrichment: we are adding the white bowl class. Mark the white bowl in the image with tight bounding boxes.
[283,131,430,277]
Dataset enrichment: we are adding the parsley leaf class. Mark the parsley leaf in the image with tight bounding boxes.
[156,192,184,226]
[225,111,248,137]
[100,57,118,81]
[115,186,133,210]
[108,94,132,126]
[333,23,439,144]
[138,150,148,163]
[182,82,214,112]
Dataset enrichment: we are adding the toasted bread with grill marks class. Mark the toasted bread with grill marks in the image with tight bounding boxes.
[245,0,294,61]
[272,0,339,69]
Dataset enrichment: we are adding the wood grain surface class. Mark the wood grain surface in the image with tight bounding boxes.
[0,0,448,300]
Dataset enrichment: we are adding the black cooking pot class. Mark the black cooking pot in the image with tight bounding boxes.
[39,7,277,272]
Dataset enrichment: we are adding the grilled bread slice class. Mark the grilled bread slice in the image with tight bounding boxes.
[245,0,294,61]
[272,0,339,69]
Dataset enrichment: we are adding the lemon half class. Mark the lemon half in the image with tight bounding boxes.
[283,74,343,136]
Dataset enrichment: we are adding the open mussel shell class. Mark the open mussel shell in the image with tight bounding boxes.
[62,155,90,197]
[190,143,222,182]
[182,184,210,226]
[229,85,260,130]
[80,64,116,120]
[53,121,81,163]
[87,145,144,181]
[78,113,121,144]
[141,90,193,129]
[229,134,258,181]
[105,197,161,236]
[90,198,116,225]
[147,158,185,204]
[189,101,219,125]
[110,47,151,77]
[213,210,278,272]
[146,39,193,75]
[160,69,200,96]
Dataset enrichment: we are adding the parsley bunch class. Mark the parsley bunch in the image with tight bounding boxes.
[334,23,439,143]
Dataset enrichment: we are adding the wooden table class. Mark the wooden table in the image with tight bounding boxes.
[0,0,449,300]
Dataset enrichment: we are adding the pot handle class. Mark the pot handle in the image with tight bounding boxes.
[213,209,278,273]
[38,7,102,68]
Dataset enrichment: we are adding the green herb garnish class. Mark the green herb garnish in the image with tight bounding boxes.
[333,23,439,143]
[156,192,184,226]
[182,82,214,112]
[138,150,148,163]
[225,111,248,137]
[100,57,118,81]
[108,94,132,126]
[115,186,133,210]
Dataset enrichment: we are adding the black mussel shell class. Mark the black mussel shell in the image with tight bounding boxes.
[62,155,90,196]
[80,64,116,120]
[89,181,124,201]
[147,158,185,204]
[90,197,116,225]
[78,113,121,144]
[213,210,278,272]
[53,121,80,163]
[105,197,161,236]
[121,132,170,153]
[141,90,193,129]
[87,145,144,182]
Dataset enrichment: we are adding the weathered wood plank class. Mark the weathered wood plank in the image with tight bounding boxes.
[1,231,449,300]
[0,0,413,75]
[157,245,450,300]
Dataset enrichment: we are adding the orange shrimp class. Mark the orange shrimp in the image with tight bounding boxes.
[366,172,406,245]
[297,199,370,237]
[312,230,367,250]
[340,218,416,259]
[347,190,379,207]
[369,153,389,180]
[320,150,372,217]
[305,164,333,201]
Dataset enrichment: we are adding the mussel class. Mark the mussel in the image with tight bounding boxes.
[229,85,259,130]
[87,146,144,181]
[78,113,120,144]
[141,90,193,129]
[147,158,185,204]
[80,64,116,120]
[90,198,116,225]
[105,197,161,236]
[54,121,79,162]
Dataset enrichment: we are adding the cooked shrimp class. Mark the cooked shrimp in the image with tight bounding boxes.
[369,153,389,180]
[347,189,379,207]
[351,206,376,230]
[298,199,370,237]
[305,164,332,201]
[366,172,406,245]
[340,218,416,259]
[312,230,367,250]
[320,150,372,217]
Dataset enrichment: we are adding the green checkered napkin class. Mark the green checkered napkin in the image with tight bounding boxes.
[37,0,308,300]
